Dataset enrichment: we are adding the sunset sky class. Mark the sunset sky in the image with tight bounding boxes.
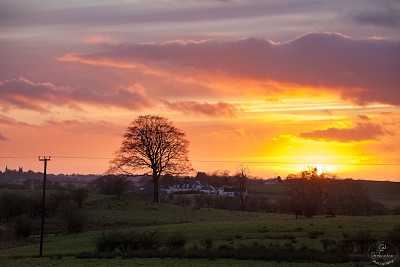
[0,0,399,181]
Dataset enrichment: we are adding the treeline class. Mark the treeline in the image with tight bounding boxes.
[0,188,89,242]
[160,172,399,217]
[0,170,98,190]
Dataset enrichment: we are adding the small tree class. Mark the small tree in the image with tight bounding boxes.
[286,166,334,218]
[58,200,86,234]
[71,187,89,208]
[235,163,249,211]
[95,175,130,200]
[110,115,192,203]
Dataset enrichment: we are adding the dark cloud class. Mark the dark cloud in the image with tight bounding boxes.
[299,122,390,142]
[0,77,153,111]
[0,0,324,27]
[357,115,370,121]
[162,100,237,117]
[349,2,400,27]
[62,32,400,106]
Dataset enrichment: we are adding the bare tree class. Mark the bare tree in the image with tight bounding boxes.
[286,166,336,217]
[235,163,249,211]
[110,115,192,203]
[71,187,89,208]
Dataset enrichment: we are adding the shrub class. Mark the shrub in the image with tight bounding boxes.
[96,230,127,252]
[57,200,86,234]
[0,193,28,221]
[166,232,187,251]
[140,230,161,250]
[71,187,89,208]
[320,239,337,252]
[95,229,161,253]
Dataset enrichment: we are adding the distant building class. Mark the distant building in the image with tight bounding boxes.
[199,185,218,194]
[158,180,246,197]
[218,187,248,197]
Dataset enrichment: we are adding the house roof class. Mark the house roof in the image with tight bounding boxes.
[200,185,215,191]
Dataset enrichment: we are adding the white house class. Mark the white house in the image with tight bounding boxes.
[218,187,248,197]
[199,185,218,194]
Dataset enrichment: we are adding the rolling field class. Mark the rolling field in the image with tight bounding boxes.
[0,257,363,267]
[1,194,399,266]
[248,180,400,208]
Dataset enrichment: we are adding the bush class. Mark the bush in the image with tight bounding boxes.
[71,187,89,208]
[140,230,161,250]
[0,193,28,221]
[57,200,86,234]
[166,232,187,251]
[95,230,161,253]
[96,230,127,252]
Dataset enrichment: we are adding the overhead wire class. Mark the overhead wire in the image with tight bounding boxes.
[0,156,399,166]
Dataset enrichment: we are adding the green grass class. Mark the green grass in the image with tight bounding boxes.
[0,257,365,267]
[1,191,399,266]
[1,212,399,257]
[249,180,400,208]
[83,196,292,224]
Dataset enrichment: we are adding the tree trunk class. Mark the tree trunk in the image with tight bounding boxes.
[153,170,159,203]
[240,193,245,211]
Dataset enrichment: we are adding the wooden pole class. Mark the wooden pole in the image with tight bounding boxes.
[39,156,50,257]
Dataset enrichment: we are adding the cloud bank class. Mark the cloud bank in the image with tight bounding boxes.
[299,122,390,142]
[61,32,400,106]
[162,100,237,117]
[0,77,238,117]
[0,77,153,112]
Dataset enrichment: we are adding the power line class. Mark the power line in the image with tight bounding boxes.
[1,155,399,166]
[0,156,38,159]
[191,160,400,166]
[53,156,113,160]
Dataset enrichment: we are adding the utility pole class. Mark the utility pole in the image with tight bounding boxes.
[39,156,50,257]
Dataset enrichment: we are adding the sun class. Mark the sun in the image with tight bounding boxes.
[299,164,336,175]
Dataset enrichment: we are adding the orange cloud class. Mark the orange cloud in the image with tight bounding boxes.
[299,122,390,142]
[0,77,154,112]
[83,34,118,45]
[59,32,400,106]
[162,100,238,117]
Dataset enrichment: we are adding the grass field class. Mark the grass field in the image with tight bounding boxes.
[248,180,400,208]
[1,191,399,266]
[0,257,369,267]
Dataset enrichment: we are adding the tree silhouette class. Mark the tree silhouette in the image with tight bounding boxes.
[286,166,335,217]
[235,163,249,211]
[95,175,131,200]
[110,115,192,203]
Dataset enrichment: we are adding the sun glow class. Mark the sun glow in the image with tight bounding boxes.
[298,164,336,175]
